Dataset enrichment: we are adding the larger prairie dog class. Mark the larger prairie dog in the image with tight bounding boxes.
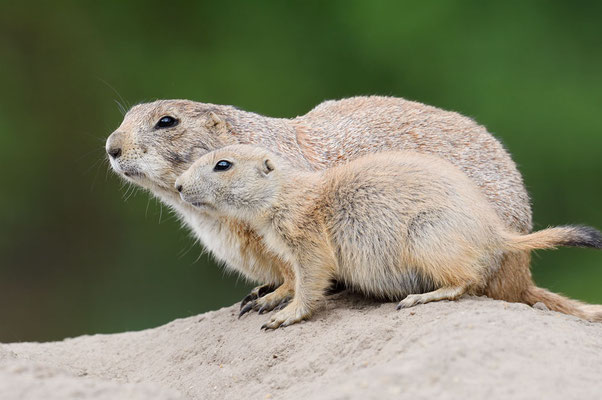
[175,145,602,328]
[105,96,597,320]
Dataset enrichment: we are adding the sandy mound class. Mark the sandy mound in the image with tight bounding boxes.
[1,294,601,400]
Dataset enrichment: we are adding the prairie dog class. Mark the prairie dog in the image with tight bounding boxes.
[105,96,598,321]
[175,145,602,328]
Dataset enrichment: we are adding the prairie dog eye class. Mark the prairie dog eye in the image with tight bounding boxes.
[156,116,178,128]
[214,160,232,171]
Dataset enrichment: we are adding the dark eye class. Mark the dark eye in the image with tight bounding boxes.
[214,160,232,171]
[155,116,178,128]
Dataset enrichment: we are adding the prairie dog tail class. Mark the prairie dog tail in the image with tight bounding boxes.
[504,225,602,252]
[523,286,602,322]
[507,225,602,322]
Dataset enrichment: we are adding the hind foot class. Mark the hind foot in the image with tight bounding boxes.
[396,285,467,310]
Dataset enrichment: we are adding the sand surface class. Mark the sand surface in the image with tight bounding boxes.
[1,294,601,400]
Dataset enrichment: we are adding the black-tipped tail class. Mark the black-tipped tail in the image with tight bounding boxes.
[505,225,602,252]
[559,225,602,249]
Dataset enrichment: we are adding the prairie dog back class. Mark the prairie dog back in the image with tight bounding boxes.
[320,152,505,298]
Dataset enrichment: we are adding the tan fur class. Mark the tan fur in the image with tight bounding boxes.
[106,96,597,319]
[175,146,601,328]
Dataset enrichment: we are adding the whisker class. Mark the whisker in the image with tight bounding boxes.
[178,238,197,259]
[162,213,178,223]
[128,185,138,201]
[105,163,112,181]
[122,183,134,201]
[114,99,127,116]
[123,185,138,202]
[76,146,106,162]
[95,77,131,115]
[120,184,129,199]
[193,250,205,264]
[81,130,111,143]
[145,197,152,219]
[82,157,103,176]
[88,157,106,192]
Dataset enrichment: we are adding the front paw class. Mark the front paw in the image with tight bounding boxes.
[261,301,311,330]
[255,287,293,314]
[239,283,294,318]
[239,283,277,313]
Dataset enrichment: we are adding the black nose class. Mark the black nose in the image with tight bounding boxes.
[176,184,183,193]
[108,147,122,159]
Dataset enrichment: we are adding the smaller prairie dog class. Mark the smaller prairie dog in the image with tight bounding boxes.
[175,145,602,329]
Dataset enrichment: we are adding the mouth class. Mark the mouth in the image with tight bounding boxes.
[180,195,213,209]
[109,159,145,179]
[123,170,145,178]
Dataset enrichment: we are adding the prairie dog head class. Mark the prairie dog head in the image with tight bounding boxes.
[105,100,236,196]
[175,145,282,218]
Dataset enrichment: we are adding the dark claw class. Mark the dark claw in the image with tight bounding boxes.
[239,302,255,318]
[261,323,278,331]
[258,305,268,314]
[273,297,291,311]
[240,284,277,310]
[240,293,257,310]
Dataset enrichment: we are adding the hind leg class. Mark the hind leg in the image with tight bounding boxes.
[396,285,468,310]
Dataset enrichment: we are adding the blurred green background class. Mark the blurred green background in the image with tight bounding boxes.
[1,1,600,343]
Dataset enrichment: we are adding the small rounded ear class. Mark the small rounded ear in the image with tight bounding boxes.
[262,158,275,175]
[205,111,228,133]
